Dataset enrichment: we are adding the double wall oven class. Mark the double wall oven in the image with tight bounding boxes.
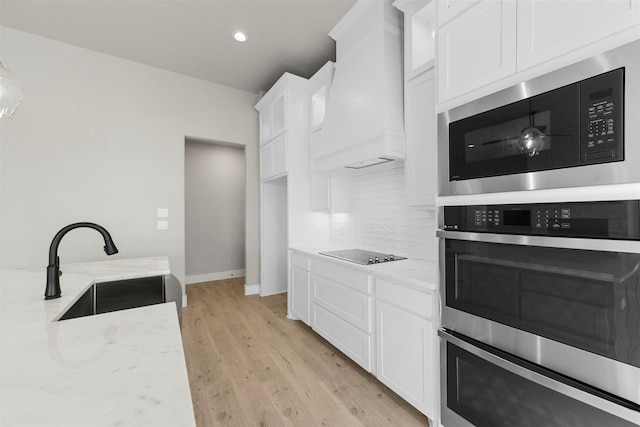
[437,40,640,427]
[439,201,640,426]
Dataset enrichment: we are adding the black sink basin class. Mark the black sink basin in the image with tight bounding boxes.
[59,276,167,321]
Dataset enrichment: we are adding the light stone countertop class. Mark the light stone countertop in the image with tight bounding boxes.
[0,256,196,427]
[290,246,437,291]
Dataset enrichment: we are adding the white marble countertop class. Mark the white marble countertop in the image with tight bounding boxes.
[0,256,196,427]
[290,246,437,291]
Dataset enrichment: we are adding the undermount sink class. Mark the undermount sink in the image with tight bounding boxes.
[58,275,181,321]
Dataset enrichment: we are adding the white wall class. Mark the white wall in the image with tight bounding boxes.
[330,164,435,260]
[0,27,261,295]
[185,139,245,282]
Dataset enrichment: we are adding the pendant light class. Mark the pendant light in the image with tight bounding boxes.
[0,61,24,118]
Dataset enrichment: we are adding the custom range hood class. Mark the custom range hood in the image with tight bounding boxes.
[314,0,405,173]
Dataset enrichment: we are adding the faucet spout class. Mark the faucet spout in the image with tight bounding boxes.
[45,222,119,300]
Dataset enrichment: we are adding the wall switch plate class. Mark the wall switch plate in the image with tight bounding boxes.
[157,208,169,218]
[157,220,169,230]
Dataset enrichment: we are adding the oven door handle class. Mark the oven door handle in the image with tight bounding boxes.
[436,230,640,253]
[439,328,640,425]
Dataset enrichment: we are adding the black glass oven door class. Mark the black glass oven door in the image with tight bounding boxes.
[449,81,580,181]
[440,329,640,427]
[443,237,640,368]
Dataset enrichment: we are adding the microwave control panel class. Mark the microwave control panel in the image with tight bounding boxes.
[581,68,624,164]
[443,200,639,240]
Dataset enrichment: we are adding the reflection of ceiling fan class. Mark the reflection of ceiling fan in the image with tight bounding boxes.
[478,105,570,157]
[517,115,547,157]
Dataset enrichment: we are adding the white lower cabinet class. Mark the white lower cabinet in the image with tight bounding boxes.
[289,251,310,325]
[297,255,437,420]
[375,275,436,419]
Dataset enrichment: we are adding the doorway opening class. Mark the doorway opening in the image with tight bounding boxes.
[184,137,246,284]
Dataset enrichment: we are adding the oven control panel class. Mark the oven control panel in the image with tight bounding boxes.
[443,200,640,239]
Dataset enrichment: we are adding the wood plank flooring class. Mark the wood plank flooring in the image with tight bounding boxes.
[180,278,430,427]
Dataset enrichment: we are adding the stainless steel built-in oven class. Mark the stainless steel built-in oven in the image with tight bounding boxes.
[438,40,639,196]
[438,200,640,427]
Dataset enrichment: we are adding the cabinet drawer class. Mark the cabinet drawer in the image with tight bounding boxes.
[310,257,370,294]
[375,277,433,320]
[290,251,310,270]
[312,274,372,333]
[311,303,372,372]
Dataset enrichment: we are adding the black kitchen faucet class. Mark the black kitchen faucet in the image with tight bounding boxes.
[45,222,118,300]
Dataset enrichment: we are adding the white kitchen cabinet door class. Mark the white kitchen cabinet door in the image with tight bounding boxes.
[259,143,273,180]
[310,133,352,212]
[405,69,436,206]
[396,0,436,79]
[310,165,352,212]
[272,134,287,176]
[517,0,640,71]
[260,133,287,181]
[310,172,330,212]
[309,62,334,133]
[375,276,436,418]
[289,265,310,325]
[437,0,517,104]
[259,93,286,144]
[376,300,434,416]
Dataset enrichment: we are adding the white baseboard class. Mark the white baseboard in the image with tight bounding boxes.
[244,283,260,295]
[185,269,245,285]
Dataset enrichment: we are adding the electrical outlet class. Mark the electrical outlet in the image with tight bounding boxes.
[157,208,169,218]
[157,220,169,230]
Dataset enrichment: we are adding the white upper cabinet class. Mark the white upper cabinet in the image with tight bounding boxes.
[437,0,517,104]
[437,0,640,107]
[259,133,287,181]
[255,72,307,146]
[405,70,436,206]
[394,0,437,206]
[309,62,333,211]
[255,73,308,181]
[517,0,640,70]
[395,0,437,78]
[309,62,334,133]
[259,93,286,144]
[308,62,353,212]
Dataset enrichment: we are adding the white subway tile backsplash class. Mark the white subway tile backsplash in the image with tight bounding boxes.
[330,164,436,260]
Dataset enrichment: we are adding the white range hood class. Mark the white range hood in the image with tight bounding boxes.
[313,0,405,173]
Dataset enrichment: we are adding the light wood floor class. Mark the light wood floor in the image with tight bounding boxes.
[180,278,430,427]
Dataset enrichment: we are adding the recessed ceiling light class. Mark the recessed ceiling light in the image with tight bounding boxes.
[233,31,248,42]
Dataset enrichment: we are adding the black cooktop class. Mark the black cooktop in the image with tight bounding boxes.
[319,249,407,265]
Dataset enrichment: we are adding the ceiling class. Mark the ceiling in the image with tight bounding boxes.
[0,0,357,94]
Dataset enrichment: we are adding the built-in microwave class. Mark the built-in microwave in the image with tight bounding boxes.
[438,40,639,196]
